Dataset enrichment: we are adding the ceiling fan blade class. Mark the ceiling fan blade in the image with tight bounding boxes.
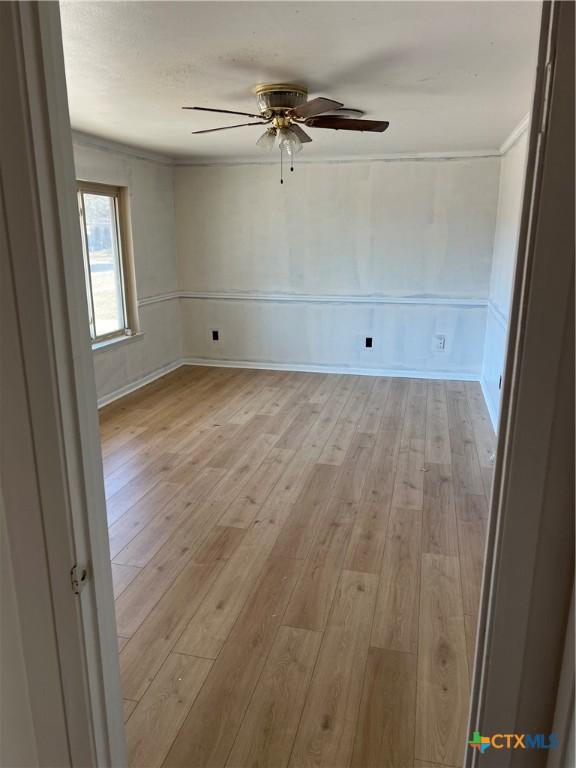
[183,106,264,119]
[289,123,313,143]
[191,121,266,135]
[304,116,390,132]
[291,97,344,119]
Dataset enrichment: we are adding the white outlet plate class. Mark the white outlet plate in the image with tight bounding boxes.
[433,334,447,353]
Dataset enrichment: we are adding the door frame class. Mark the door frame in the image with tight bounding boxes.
[1,1,573,765]
[1,2,124,764]
[466,1,574,765]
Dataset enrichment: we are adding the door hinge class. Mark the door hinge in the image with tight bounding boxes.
[70,563,88,595]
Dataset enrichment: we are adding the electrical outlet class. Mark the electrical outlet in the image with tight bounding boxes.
[433,334,447,353]
[365,337,373,349]
[211,329,219,342]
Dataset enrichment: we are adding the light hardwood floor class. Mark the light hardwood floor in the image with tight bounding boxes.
[100,366,495,768]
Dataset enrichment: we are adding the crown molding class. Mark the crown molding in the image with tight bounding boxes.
[172,150,500,167]
[72,130,502,167]
[73,119,529,167]
[72,130,173,166]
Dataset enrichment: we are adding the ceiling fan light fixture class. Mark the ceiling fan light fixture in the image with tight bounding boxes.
[278,127,302,156]
[184,83,390,168]
[256,127,277,151]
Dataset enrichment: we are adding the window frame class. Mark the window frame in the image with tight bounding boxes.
[77,181,133,344]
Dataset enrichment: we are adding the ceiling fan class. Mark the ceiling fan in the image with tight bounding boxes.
[182,83,389,161]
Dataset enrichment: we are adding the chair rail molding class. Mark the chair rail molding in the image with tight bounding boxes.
[138,289,489,308]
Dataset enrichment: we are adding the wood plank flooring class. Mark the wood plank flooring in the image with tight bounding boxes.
[100,367,495,768]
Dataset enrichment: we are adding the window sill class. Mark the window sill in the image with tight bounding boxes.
[92,332,144,354]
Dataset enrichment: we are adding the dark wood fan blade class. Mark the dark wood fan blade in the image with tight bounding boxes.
[304,116,390,132]
[183,106,264,119]
[289,123,313,143]
[191,121,266,135]
[291,97,344,119]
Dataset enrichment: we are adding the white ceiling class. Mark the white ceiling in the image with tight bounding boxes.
[60,1,541,161]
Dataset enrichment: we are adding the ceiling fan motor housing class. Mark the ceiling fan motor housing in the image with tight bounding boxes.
[254,83,308,116]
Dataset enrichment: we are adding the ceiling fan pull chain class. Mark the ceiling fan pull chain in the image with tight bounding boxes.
[280,146,284,185]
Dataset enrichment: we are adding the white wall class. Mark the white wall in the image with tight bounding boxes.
[73,135,182,402]
[174,158,499,376]
[481,129,529,425]
[72,135,522,399]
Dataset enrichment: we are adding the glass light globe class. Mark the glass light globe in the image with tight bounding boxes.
[256,128,277,151]
[278,127,302,156]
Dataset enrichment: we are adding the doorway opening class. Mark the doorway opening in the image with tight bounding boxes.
[10,2,546,765]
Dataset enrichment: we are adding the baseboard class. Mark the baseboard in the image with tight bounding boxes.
[480,376,499,431]
[181,356,481,381]
[97,355,484,408]
[97,359,183,408]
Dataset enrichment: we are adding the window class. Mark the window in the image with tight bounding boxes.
[77,182,135,343]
